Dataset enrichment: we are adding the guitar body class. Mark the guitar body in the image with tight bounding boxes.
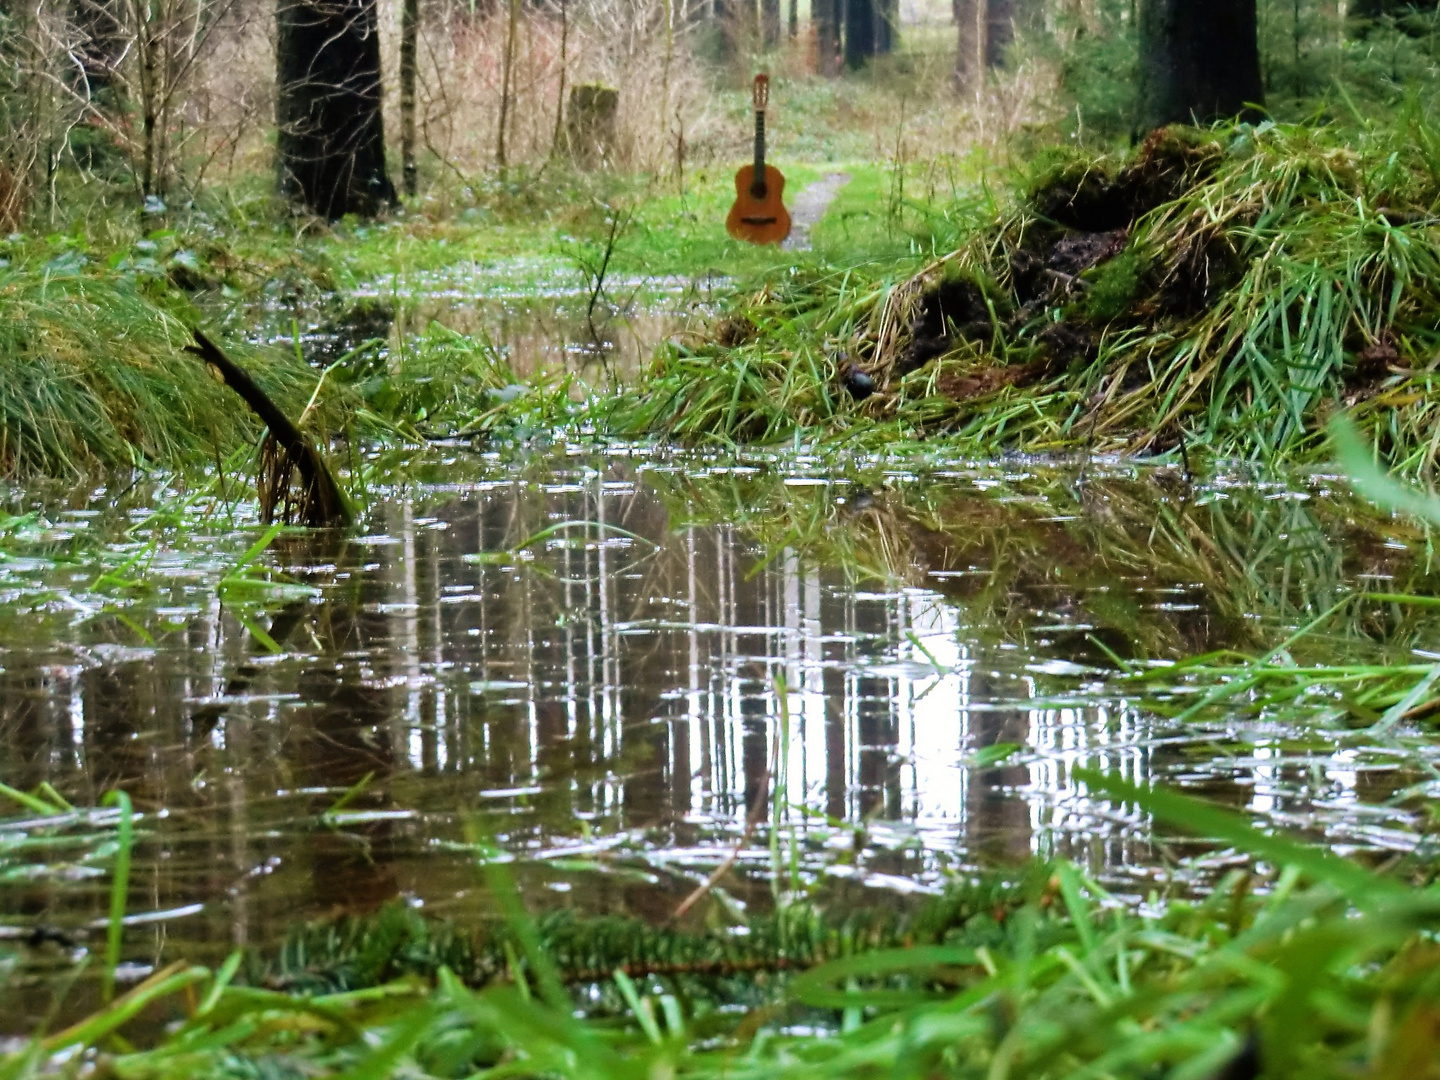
[727,164,791,245]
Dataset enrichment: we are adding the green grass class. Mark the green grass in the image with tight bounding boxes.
[6,774,1440,1079]
[0,236,343,478]
[6,342,1440,1080]
[12,104,1440,489]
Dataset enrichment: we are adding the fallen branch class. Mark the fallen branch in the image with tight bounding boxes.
[186,330,353,529]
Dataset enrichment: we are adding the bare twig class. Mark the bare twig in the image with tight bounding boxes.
[669,722,781,924]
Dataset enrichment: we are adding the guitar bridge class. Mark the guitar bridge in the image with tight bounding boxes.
[741,216,778,225]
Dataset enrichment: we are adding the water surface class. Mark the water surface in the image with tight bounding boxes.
[3,449,1438,1028]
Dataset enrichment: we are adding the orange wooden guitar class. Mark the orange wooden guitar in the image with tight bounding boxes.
[726,74,791,245]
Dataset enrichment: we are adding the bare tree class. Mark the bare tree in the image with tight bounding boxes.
[494,0,520,168]
[0,3,72,225]
[61,0,242,199]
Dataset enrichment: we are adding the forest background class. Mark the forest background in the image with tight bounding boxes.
[1,0,1436,232]
[1,0,1438,484]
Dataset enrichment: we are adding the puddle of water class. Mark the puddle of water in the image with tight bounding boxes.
[244,256,717,378]
[2,451,1439,1024]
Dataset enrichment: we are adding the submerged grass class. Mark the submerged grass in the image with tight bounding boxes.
[5,412,1440,1079]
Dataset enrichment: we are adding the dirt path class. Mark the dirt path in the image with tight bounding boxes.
[782,171,851,251]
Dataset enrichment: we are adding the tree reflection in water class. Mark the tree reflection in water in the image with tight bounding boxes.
[0,456,1434,996]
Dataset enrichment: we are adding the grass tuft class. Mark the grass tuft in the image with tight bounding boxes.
[0,250,333,478]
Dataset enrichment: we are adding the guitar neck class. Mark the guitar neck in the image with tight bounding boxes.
[753,111,766,176]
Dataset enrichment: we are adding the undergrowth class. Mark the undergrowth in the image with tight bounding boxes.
[17,111,1440,487]
[609,112,1440,476]
[0,238,335,478]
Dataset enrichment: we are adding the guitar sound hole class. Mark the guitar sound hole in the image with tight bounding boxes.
[749,185,768,200]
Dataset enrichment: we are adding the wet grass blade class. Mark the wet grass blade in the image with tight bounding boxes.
[1076,769,1399,902]
[40,962,207,1055]
[100,789,133,1003]
[1331,416,1440,525]
[0,782,64,817]
[323,771,376,820]
[196,951,244,1018]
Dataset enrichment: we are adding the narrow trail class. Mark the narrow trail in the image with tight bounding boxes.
[782,171,851,251]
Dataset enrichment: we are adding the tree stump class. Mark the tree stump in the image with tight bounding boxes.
[565,84,619,169]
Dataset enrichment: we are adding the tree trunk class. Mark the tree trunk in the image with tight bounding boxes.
[816,0,841,73]
[985,0,1012,67]
[761,0,780,45]
[787,0,797,38]
[495,0,520,169]
[711,0,735,57]
[550,0,568,156]
[565,84,618,169]
[954,0,1009,87]
[400,0,418,197]
[400,0,417,197]
[276,0,395,218]
[1138,0,1264,130]
[844,0,875,67]
[954,0,980,87]
[874,0,894,53]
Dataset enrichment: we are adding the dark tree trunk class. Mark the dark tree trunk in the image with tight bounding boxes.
[1139,0,1264,130]
[400,0,418,197]
[844,0,874,67]
[816,0,841,73]
[761,0,780,45]
[276,0,395,218]
[874,0,894,53]
[985,0,1011,67]
[787,0,797,39]
[711,0,735,57]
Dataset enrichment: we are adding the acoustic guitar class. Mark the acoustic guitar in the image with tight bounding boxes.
[726,74,791,245]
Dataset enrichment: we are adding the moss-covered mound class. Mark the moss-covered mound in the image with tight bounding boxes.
[621,118,1440,471]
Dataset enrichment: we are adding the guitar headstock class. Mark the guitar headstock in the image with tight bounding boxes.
[752,73,770,112]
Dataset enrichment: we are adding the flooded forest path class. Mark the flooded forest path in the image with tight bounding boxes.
[3,192,1440,1027]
